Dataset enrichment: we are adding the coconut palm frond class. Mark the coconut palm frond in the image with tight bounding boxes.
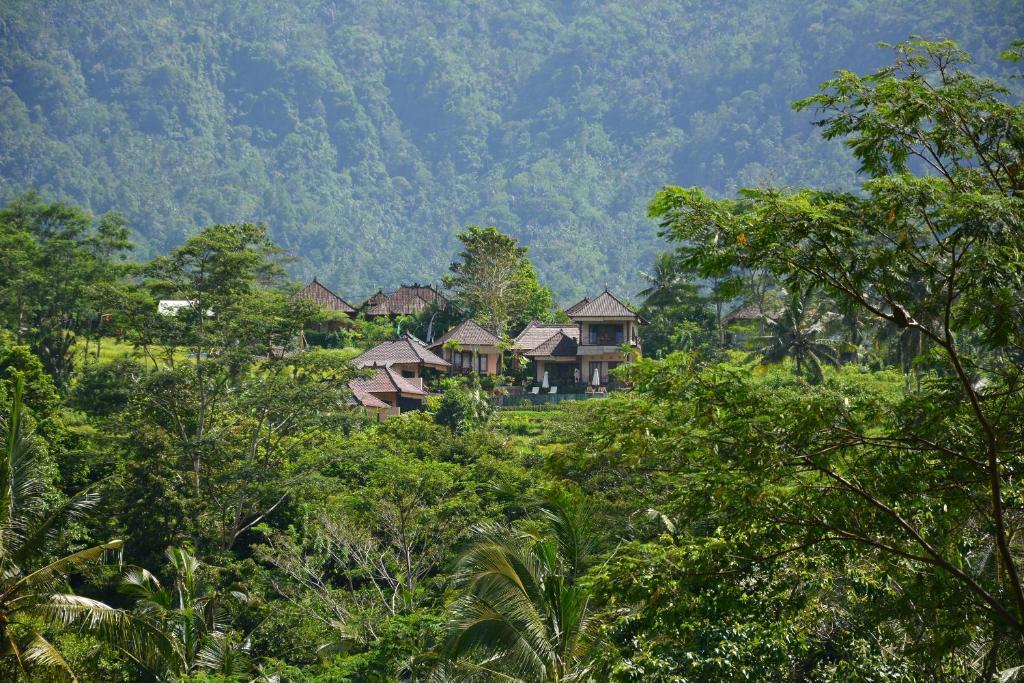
[13,539,124,592]
[119,567,163,599]
[0,376,138,681]
[34,593,130,630]
[21,631,77,682]
[749,292,840,383]
[0,375,26,530]
[540,492,592,577]
[12,485,103,566]
[195,631,252,675]
[115,547,255,680]
[441,497,598,682]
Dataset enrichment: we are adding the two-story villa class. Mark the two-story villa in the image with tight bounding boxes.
[515,289,643,388]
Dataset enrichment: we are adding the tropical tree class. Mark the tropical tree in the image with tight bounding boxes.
[117,547,253,681]
[749,291,839,383]
[438,494,597,682]
[637,252,683,308]
[0,374,135,681]
[443,226,555,338]
[442,338,463,366]
[644,39,1024,671]
[0,192,132,386]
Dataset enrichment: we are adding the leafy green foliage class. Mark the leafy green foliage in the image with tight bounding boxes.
[598,39,1024,676]
[0,375,138,682]
[433,379,495,434]
[750,291,839,383]
[438,493,598,681]
[0,192,132,386]
[443,225,555,337]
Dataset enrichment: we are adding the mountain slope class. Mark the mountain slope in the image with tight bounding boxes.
[1,0,1020,301]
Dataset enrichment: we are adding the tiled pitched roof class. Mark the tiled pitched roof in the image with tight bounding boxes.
[362,290,392,316]
[565,290,637,319]
[723,303,779,324]
[389,284,450,314]
[349,384,390,408]
[387,368,428,396]
[353,338,450,369]
[564,297,590,315]
[294,279,357,313]
[361,284,452,316]
[525,332,578,358]
[512,322,580,352]
[349,367,427,400]
[428,319,502,349]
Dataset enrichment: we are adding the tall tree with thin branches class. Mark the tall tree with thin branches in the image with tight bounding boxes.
[443,226,554,338]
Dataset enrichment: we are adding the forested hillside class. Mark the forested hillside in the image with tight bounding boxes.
[1,0,1021,300]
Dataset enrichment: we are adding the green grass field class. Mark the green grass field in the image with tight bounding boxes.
[76,336,186,368]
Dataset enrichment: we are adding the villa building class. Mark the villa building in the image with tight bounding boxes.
[427,319,502,375]
[515,323,580,384]
[515,289,643,388]
[349,366,427,417]
[294,278,644,416]
[351,335,450,378]
[348,335,448,418]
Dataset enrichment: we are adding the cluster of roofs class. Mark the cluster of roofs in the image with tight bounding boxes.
[294,279,644,419]
[293,279,453,319]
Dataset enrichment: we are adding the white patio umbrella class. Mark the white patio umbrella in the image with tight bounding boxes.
[541,371,550,389]
[591,366,601,386]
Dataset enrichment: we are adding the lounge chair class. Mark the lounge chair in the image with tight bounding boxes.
[549,386,557,394]
[530,387,540,395]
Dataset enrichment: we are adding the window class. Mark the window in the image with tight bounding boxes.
[451,350,487,373]
[588,324,624,345]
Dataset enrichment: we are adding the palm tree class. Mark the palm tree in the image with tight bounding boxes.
[617,341,641,363]
[117,547,253,681]
[750,292,839,384]
[638,252,682,308]
[437,494,597,682]
[0,374,137,681]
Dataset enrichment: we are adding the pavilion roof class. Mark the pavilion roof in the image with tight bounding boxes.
[512,322,579,352]
[428,319,501,349]
[349,385,391,408]
[352,337,450,369]
[349,366,427,398]
[361,284,452,316]
[294,278,356,313]
[723,303,779,324]
[565,289,638,319]
[524,331,579,358]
